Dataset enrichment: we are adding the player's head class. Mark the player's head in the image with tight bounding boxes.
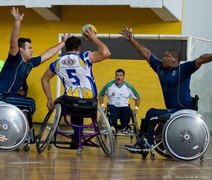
[162,50,181,68]
[115,68,125,85]
[18,38,33,61]
[65,36,81,52]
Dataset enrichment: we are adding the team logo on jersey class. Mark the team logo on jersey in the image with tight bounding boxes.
[61,57,76,66]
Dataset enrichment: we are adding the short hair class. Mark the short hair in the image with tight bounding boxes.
[167,50,182,62]
[115,68,125,76]
[18,38,31,49]
[65,36,81,51]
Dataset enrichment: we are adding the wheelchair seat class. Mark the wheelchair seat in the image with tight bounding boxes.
[0,101,29,151]
[36,96,115,156]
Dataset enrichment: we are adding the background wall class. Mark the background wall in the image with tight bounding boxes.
[0,6,181,123]
[182,0,212,132]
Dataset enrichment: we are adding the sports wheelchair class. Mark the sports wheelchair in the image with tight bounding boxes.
[0,101,30,151]
[36,96,115,156]
[106,104,139,141]
[141,109,210,161]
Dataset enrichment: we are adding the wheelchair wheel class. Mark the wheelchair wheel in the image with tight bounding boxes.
[0,102,29,151]
[36,103,62,153]
[163,109,210,161]
[131,112,140,140]
[97,107,115,156]
[154,122,171,158]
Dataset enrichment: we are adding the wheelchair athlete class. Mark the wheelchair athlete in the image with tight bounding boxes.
[41,31,111,149]
[120,26,212,154]
[0,7,67,145]
[99,68,140,134]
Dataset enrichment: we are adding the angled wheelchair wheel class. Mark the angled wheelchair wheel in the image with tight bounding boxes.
[131,112,140,140]
[0,102,29,151]
[97,107,115,156]
[36,103,62,153]
[154,122,171,158]
[163,109,210,161]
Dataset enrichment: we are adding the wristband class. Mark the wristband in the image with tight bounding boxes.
[135,106,138,110]
[101,103,105,107]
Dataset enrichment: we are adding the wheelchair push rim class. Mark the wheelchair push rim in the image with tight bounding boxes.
[36,103,62,153]
[162,109,210,161]
[0,102,29,151]
[154,122,171,158]
[97,107,115,156]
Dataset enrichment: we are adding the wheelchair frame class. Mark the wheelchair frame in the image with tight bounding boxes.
[106,105,140,141]
[140,109,210,161]
[36,98,115,156]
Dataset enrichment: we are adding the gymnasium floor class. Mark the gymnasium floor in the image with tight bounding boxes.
[0,132,211,180]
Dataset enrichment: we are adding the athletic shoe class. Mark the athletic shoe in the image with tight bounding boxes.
[124,137,149,154]
[122,126,132,134]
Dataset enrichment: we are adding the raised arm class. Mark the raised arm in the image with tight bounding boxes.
[84,29,111,63]
[195,54,212,69]
[41,68,56,110]
[10,7,24,56]
[40,34,69,64]
[120,26,152,64]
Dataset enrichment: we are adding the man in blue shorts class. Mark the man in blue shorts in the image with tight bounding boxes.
[0,7,67,143]
[120,26,212,154]
[99,68,140,134]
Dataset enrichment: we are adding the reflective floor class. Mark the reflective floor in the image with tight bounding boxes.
[0,132,212,180]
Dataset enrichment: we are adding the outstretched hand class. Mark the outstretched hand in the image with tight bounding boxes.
[120,26,133,41]
[62,33,70,43]
[11,7,24,22]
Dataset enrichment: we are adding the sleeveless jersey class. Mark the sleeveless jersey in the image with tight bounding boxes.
[50,51,97,98]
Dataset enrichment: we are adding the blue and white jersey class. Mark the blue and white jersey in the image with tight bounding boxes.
[99,80,140,107]
[50,51,97,98]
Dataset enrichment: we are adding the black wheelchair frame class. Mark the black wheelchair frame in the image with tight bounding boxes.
[140,96,210,161]
[106,104,140,141]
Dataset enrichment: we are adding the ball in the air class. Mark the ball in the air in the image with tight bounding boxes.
[81,24,97,38]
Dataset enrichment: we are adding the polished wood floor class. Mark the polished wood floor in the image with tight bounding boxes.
[0,129,212,180]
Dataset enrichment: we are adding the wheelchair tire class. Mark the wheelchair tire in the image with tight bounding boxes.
[97,107,115,156]
[162,109,210,161]
[154,122,171,158]
[36,103,62,153]
[0,102,29,151]
[131,112,140,140]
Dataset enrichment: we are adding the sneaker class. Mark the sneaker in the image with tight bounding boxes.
[124,137,149,154]
[124,144,143,154]
[69,138,78,149]
[122,127,132,134]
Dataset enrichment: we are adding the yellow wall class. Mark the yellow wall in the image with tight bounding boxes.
[0,6,182,123]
